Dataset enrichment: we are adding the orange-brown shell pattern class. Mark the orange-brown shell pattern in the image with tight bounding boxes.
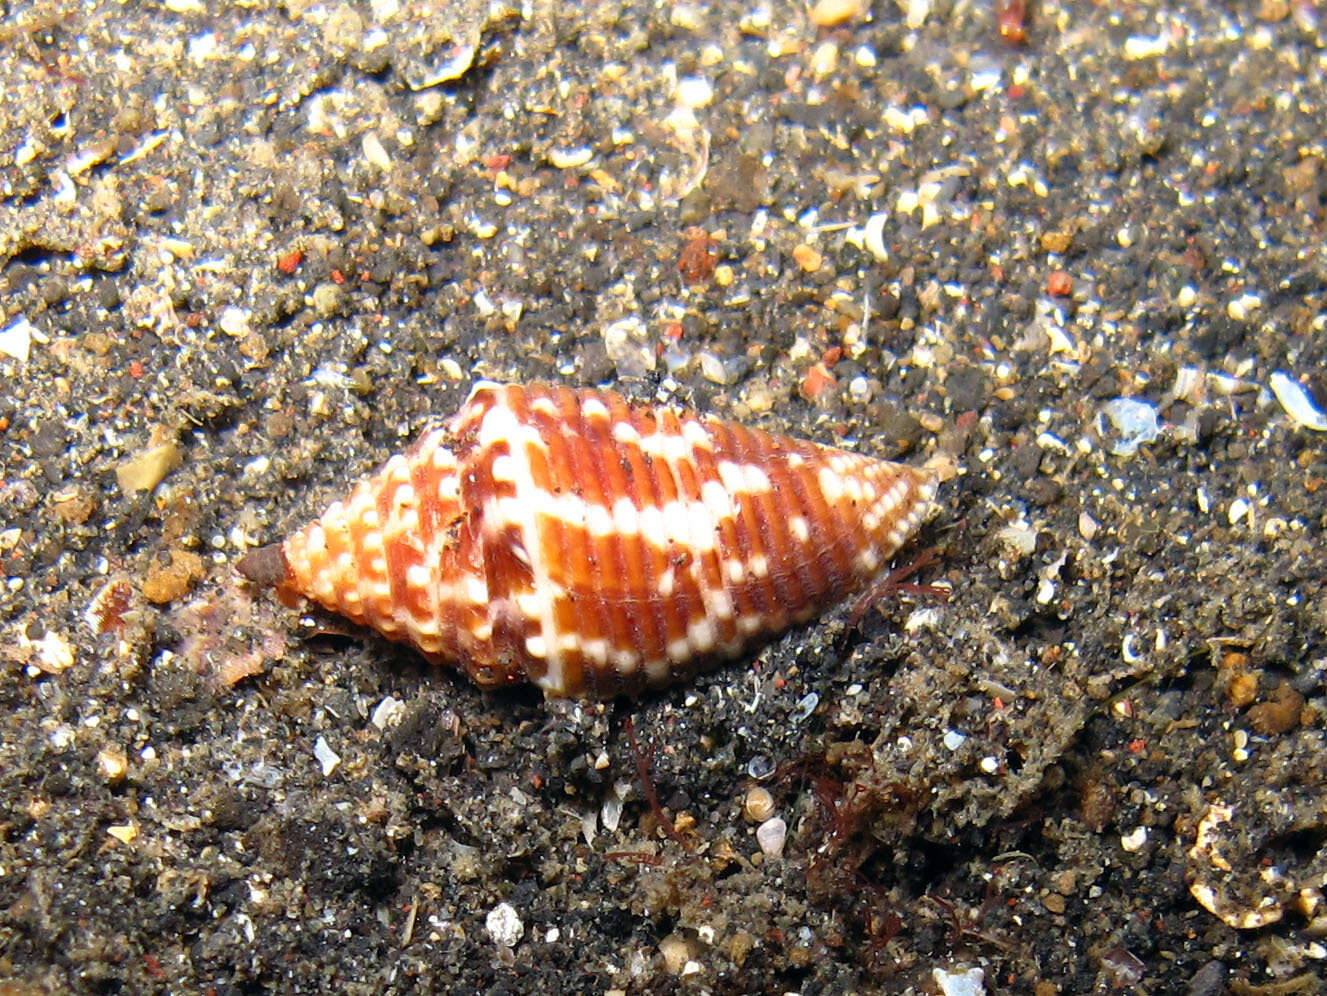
[240,382,938,699]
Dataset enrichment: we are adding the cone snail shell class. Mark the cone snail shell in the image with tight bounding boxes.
[238,381,938,699]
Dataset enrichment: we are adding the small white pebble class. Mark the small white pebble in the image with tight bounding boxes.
[601,780,630,832]
[809,0,868,28]
[862,211,888,261]
[218,306,251,337]
[188,32,218,66]
[756,816,787,858]
[1233,727,1251,763]
[809,40,839,79]
[370,696,405,731]
[0,317,34,363]
[1123,34,1169,60]
[698,352,729,385]
[37,631,76,672]
[1269,371,1327,431]
[1121,826,1148,852]
[549,146,593,169]
[485,902,524,948]
[242,455,271,480]
[313,736,341,776]
[1035,575,1056,605]
[675,76,713,109]
[970,66,1002,93]
[1228,497,1250,525]
[1226,293,1262,321]
[1077,512,1099,541]
[933,965,986,996]
[659,933,693,974]
[361,131,393,171]
[904,0,930,28]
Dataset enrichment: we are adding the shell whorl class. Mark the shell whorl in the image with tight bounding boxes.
[251,382,938,698]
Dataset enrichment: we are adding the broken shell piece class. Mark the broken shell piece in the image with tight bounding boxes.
[1269,371,1327,432]
[1187,802,1285,929]
[1096,398,1161,457]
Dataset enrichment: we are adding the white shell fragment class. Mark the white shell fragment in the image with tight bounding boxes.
[313,735,341,776]
[1096,398,1161,456]
[933,966,986,996]
[1268,371,1327,431]
[370,696,406,730]
[675,76,714,109]
[1187,802,1285,929]
[548,146,594,169]
[756,816,787,858]
[0,317,35,363]
[485,902,524,947]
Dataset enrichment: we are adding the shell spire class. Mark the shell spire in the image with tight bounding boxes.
[239,382,938,698]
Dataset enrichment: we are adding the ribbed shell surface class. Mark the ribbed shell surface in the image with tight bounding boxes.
[272,382,937,698]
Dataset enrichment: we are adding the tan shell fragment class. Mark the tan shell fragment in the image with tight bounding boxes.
[1187,803,1285,929]
[238,381,938,698]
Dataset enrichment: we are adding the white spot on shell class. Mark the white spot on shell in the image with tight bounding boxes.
[581,397,610,420]
[817,466,845,504]
[681,419,713,450]
[687,616,717,653]
[707,587,734,620]
[612,420,641,444]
